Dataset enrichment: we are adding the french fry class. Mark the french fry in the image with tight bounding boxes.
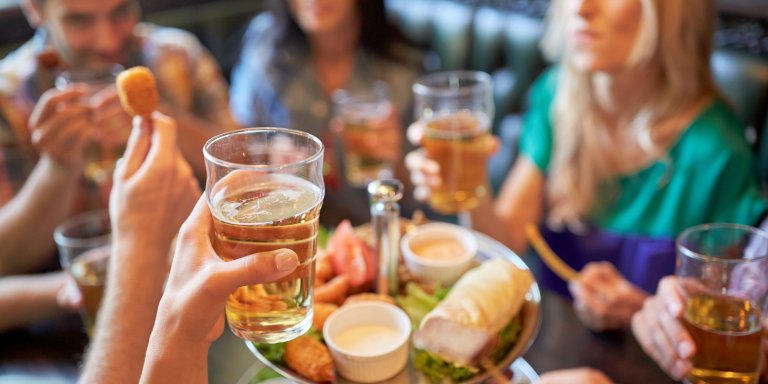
[525,223,579,282]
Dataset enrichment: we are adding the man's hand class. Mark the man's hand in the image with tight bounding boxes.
[28,87,94,170]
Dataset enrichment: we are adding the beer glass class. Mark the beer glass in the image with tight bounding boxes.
[413,71,493,215]
[333,82,394,187]
[676,223,768,384]
[204,128,325,343]
[54,210,112,337]
[56,64,126,186]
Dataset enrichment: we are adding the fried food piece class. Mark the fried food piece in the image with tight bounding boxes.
[312,302,338,331]
[315,249,334,282]
[36,50,60,70]
[314,274,350,305]
[284,336,335,383]
[344,292,396,306]
[116,66,158,117]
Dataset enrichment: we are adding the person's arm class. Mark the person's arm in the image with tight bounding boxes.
[0,88,92,275]
[79,114,200,384]
[140,197,299,384]
[0,271,71,331]
[158,46,238,181]
[472,155,545,254]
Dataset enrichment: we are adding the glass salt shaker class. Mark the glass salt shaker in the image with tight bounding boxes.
[367,179,403,297]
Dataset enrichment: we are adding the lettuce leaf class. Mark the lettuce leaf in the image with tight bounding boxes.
[396,283,447,328]
[413,313,524,383]
[413,348,478,383]
[253,328,323,365]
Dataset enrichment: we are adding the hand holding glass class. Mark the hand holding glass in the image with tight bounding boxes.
[55,64,126,185]
[676,223,768,384]
[204,128,325,343]
[412,71,493,215]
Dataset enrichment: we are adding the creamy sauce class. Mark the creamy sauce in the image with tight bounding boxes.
[334,324,401,354]
[411,239,466,261]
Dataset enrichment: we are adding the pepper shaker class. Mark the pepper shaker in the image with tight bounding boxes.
[368,179,403,297]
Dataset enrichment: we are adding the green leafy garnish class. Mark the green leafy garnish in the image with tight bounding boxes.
[396,283,443,328]
[253,328,324,365]
[413,349,478,383]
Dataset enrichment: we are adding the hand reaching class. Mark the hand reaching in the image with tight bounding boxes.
[28,87,94,170]
[569,262,648,331]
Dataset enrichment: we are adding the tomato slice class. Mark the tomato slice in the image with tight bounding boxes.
[327,220,376,287]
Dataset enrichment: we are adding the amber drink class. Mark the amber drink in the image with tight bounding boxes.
[333,83,393,187]
[54,210,112,337]
[70,246,110,336]
[413,71,494,216]
[683,293,763,384]
[676,224,768,384]
[205,128,325,343]
[422,110,490,214]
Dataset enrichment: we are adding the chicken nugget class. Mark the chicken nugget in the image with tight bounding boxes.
[116,66,158,117]
[284,336,335,383]
[312,302,338,331]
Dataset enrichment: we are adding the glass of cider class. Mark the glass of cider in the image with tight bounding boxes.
[204,128,325,343]
[412,71,494,215]
[54,210,111,337]
[676,223,768,384]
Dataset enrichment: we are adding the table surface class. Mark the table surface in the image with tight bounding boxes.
[0,288,677,384]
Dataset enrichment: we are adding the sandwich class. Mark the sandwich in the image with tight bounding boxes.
[412,258,534,382]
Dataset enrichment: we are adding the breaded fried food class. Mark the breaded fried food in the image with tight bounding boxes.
[285,336,335,383]
[312,302,338,331]
[116,66,158,117]
[344,292,396,306]
[314,274,350,305]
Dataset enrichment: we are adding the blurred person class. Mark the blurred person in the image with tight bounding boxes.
[230,0,423,226]
[405,0,768,331]
[0,0,236,330]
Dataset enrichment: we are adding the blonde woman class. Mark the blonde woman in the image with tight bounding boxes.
[406,0,767,331]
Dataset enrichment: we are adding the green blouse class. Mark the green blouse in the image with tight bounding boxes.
[519,68,768,237]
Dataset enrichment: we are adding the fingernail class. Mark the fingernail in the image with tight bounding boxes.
[275,250,298,272]
[666,299,681,314]
[672,361,688,379]
[678,341,694,357]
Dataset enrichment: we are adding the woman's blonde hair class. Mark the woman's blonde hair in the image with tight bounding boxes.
[539,0,717,226]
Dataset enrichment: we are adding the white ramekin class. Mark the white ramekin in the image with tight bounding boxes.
[401,222,477,286]
[322,301,411,382]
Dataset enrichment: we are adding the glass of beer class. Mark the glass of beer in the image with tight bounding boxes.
[676,223,768,384]
[204,128,325,343]
[53,210,112,337]
[413,71,493,215]
[332,82,394,187]
[56,64,127,187]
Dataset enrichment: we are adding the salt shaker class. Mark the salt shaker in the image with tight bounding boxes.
[368,179,403,297]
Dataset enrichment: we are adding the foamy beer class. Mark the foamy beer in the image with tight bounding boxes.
[413,71,493,214]
[333,82,394,187]
[54,210,112,337]
[204,128,324,343]
[676,224,768,384]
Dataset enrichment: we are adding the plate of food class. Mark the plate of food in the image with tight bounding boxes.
[246,219,541,383]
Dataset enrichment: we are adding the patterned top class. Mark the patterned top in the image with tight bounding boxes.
[0,23,237,208]
[230,13,423,226]
[519,67,768,294]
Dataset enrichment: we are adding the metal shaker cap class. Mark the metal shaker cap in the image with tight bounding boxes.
[367,179,403,203]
